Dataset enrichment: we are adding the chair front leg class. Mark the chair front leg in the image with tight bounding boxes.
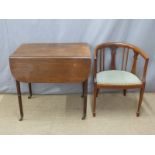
[136,85,145,117]
[93,83,97,117]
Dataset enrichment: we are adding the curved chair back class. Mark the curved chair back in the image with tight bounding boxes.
[94,42,149,82]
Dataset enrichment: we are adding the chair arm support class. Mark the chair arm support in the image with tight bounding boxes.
[142,58,149,82]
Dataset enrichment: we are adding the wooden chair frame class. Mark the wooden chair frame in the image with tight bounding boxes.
[93,42,149,117]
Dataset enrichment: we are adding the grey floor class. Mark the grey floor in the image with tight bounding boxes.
[0,93,155,134]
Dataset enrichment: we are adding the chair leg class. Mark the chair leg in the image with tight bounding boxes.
[123,89,127,96]
[93,83,97,117]
[28,83,32,99]
[136,86,145,117]
[96,88,99,97]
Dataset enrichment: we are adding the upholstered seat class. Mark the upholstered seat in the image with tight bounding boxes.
[96,70,142,85]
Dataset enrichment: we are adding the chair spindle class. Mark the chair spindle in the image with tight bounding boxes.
[124,48,129,70]
[131,52,138,74]
[110,47,116,70]
[122,48,125,70]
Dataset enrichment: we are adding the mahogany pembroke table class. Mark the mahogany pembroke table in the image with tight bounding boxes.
[9,43,91,121]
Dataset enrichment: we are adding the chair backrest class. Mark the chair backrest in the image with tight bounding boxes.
[94,42,149,82]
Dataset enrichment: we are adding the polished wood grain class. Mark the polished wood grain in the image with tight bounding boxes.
[11,43,90,58]
[10,43,90,83]
[93,42,149,117]
[9,43,91,121]
[10,58,90,83]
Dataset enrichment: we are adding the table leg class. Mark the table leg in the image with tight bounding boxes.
[123,89,127,96]
[82,80,88,120]
[16,81,24,121]
[81,82,84,97]
[28,83,32,99]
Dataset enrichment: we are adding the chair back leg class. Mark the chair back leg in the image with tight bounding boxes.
[96,88,99,97]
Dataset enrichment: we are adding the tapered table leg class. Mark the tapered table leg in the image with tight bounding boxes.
[82,80,88,120]
[93,83,97,117]
[16,81,24,121]
[123,89,127,96]
[81,82,84,97]
[28,83,32,99]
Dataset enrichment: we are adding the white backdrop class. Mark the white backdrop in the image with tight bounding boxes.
[0,19,155,94]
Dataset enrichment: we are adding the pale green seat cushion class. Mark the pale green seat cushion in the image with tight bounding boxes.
[96,70,142,85]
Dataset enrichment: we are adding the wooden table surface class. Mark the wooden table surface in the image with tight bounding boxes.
[10,43,90,83]
[9,43,91,121]
[11,43,90,58]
